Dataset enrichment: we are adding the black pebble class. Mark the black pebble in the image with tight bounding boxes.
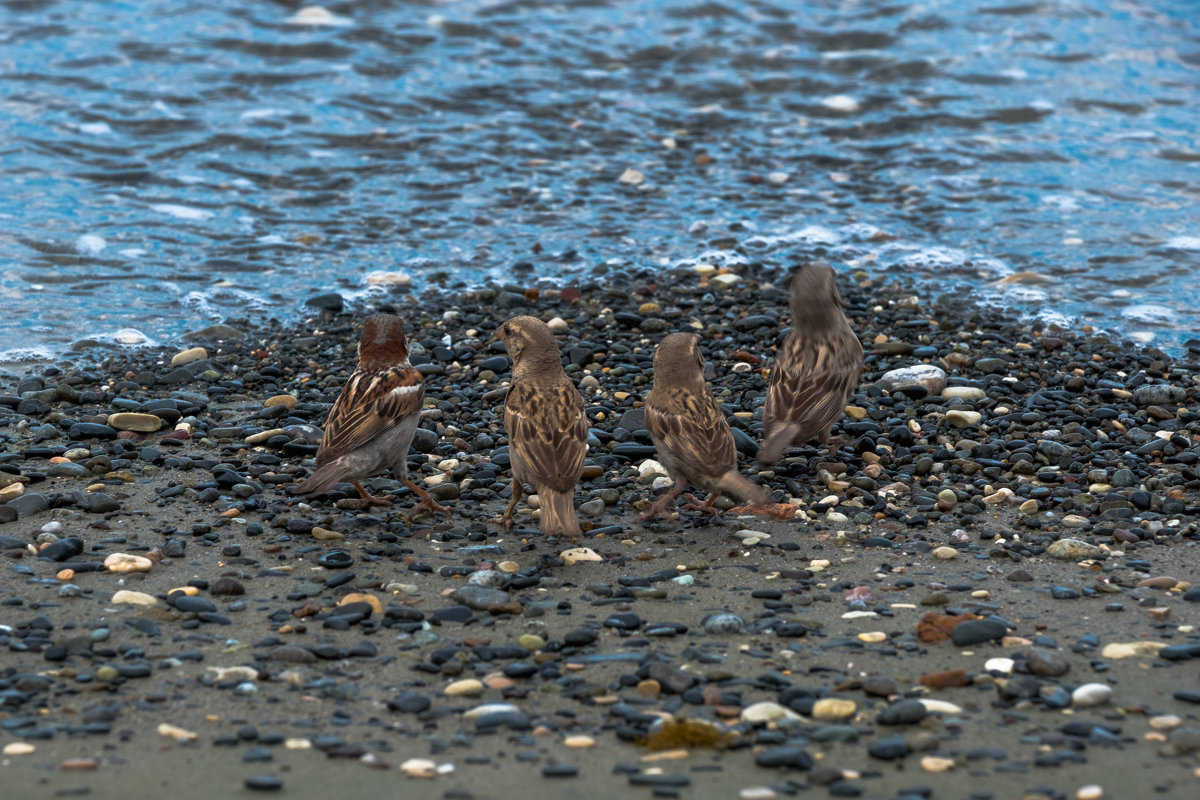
[542,764,578,778]
[951,618,1007,646]
[317,550,353,569]
[244,775,283,791]
[753,746,813,770]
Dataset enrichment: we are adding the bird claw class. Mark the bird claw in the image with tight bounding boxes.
[488,513,515,531]
[638,507,677,525]
[680,493,721,515]
[402,481,452,519]
[355,493,395,509]
[409,497,452,518]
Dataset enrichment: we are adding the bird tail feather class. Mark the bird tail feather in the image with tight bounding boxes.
[538,490,581,539]
[716,470,768,507]
[289,466,341,496]
[758,422,800,467]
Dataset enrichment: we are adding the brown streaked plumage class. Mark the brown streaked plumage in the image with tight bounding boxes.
[494,316,587,538]
[759,264,863,467]
[642,332,770,521]
[290,314,450,517]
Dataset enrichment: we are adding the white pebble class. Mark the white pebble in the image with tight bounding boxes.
[1071,683,1113,708]
[1077,785,1103,800]
[462,703,518,720]
[400,758,437,778]
[740,701,802,724]
[740,787,776,799]
[638,459,668,480]
[157,723,197,742]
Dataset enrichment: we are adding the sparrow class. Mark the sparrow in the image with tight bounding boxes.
[290,313,450,516]
[642,332,776,520]
[759,264,863,467]
[493,316,587,538]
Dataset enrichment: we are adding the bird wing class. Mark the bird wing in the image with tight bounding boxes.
[505,379,587,493]
[316,366,425,466]
[766,333,861,442]
[645,385,736,482]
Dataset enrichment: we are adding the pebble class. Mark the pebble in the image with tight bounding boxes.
[1072,683,1113,708]
[951,618,1007,646]
[3,742,35,755]
[932,546,958,560]
[1100,641,1166,659]
[400,758,437,778]
[264,394,298,409]
[702,613,745,635]
[918,699,962,714]
[243,777,283,796]
[560,547,602,565]
[107,412,163,432]
[104,553,154,573]
[444,679,484,697]
[877,699,927,725]
[945,410,981,428]
[170,347,207,366]
[564,735,595,748]
[158,723,198,742]
[741,702,802,724]
[754,746,814,770]
[111,590,159,606]
[1023,646,1070,677]
[877,364,946,397]
[942,386,985,400]
[811,698,857,721]
[579,498,605,516]
[920,756,955,773]
[1046,538,1103,559]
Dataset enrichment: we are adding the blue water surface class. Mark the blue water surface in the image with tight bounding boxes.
[0,0,1197,358]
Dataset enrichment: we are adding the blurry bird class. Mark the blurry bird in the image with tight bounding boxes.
[759,264,862,467]
[290,314,450,517]
[642,332,785,521]
[494,316,587,538]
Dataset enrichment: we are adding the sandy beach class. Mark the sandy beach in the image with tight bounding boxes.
[2,268,1199,800]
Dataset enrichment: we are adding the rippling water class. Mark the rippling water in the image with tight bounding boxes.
[2,0,1197,360]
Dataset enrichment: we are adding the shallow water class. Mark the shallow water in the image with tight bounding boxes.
[1,0,1197,360]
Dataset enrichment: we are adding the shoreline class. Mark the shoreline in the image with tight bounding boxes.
[3,268,1200,799]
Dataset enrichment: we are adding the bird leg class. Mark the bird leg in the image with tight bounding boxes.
[403,480,452,517]
[639,481,684,523]
[352,481,394,508]
[681,492,722,515]
[489,481,523,530]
